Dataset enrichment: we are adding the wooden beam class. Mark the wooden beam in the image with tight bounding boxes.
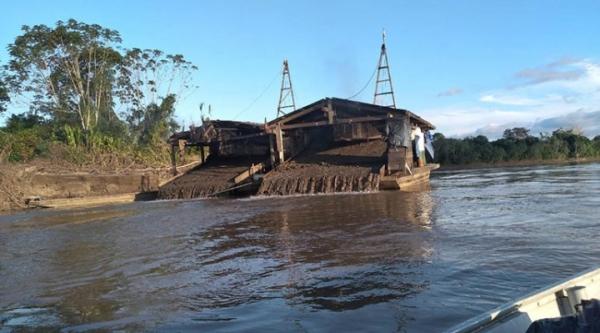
[280,115,390,130]
[223,132,267,142]
[336,115,390,124]
[269,134,276,166]
[170,144,178,176]
[200,146,205,163]
[184,132,267,146]
[379,164,386,177]
[406,112,435,130]
[233,163,265,184]
[185,142,210,147]
[274,125,284,163]
[324,100,335,124]
[281,120,329,130]
[273,102,325,125]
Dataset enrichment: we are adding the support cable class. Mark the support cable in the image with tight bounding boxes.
[232,71,280,120]
[346,63,378,100]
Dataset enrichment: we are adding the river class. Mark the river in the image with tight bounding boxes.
[1,163,599,332]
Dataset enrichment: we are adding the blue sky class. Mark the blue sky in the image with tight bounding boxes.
[2,0,600,137]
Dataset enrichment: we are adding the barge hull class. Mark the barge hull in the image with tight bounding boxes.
[379,164,439,191]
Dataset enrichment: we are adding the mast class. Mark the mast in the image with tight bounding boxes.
[277,59,296,117]
[373,30,396,108]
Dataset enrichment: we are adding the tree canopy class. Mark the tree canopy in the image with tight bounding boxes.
[5,20,123,134]
[433,128,600,165]
[0,76,8,113]
[118,48,197,143]
[503,127,531,140]
[2,19,197,146]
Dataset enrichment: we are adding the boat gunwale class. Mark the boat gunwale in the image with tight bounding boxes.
[444,266,600,333]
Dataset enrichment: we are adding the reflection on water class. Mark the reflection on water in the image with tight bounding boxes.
[1,163,600,332]
[185,192,434,313]
[1,191,434,332]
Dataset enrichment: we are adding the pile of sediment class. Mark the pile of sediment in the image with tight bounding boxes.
[158,140,387,199]
[157,157,263,199]
[257,140,385,196]
[257,169,380,195]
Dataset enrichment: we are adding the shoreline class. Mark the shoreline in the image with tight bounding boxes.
[436,157,600,171]
[0,161,201,214]
[2,158,598,215]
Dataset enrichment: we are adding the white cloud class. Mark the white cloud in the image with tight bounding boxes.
[422,58,600,138]
[514,57,585,86]
[480,94,541,106]
[421,105,535,137]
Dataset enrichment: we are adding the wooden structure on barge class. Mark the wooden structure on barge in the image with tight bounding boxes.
[159,97,438,199]
[159,120,269,199]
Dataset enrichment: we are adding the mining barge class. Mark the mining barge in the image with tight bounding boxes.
[159,33,437,200]
[159,97,438,200]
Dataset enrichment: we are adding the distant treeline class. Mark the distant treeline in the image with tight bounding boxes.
[433,127,600,165]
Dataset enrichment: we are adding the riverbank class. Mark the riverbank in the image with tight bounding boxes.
[437,157,600,171]
[0,160,200,213]
[3,156,598,214]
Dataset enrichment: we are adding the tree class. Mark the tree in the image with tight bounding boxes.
[118,48,197,143]
[503,127,531,140]
[0,78,8,113]
[136,94,179,146]
[5,19,122,139]
[4,113,46,132]
[0,68,9,113]
[4,19,198,147]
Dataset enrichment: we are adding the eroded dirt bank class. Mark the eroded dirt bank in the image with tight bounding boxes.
[0,162,188,212]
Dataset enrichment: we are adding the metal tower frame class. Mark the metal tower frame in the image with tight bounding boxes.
[373,30,396,108]
[277,59,296,117]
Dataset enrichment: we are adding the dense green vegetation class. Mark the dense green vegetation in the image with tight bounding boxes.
[433,127,600,166]
[0,19,196,168]
[0,112,175,167]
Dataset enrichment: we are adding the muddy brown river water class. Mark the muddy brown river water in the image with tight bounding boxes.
[1,163,599,332]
